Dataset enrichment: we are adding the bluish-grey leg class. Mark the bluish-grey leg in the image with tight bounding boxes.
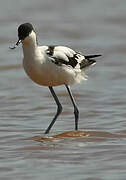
[65,85,79,131]
[45,86,62,134]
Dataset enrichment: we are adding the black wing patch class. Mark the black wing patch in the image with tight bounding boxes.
[46,46,55,56]
[52,54,78,68]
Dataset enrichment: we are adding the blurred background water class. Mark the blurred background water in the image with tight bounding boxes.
[1,0,126,179]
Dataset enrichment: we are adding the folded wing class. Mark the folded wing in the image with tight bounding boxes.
[41,45,101,70]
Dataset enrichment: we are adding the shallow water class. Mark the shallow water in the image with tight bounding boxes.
[1,0,126,179]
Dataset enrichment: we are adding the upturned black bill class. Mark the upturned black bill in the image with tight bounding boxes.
[9,39,21,49]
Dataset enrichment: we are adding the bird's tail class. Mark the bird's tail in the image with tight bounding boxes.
[80,54,101,69]
[85,54,102,59]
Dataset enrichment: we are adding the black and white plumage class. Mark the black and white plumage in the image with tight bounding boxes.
[11,23,101,134]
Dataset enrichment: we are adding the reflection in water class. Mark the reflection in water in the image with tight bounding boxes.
[30,130,126,143]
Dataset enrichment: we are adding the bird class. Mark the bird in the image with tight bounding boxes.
[10,23,101,134]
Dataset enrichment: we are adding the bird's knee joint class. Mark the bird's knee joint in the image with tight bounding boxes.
[58,104,63,113]
[74,107,79,116]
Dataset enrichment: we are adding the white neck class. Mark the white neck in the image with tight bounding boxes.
[22,31,38,57]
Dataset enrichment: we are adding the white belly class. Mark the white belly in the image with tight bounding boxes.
[23,58,78,86]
